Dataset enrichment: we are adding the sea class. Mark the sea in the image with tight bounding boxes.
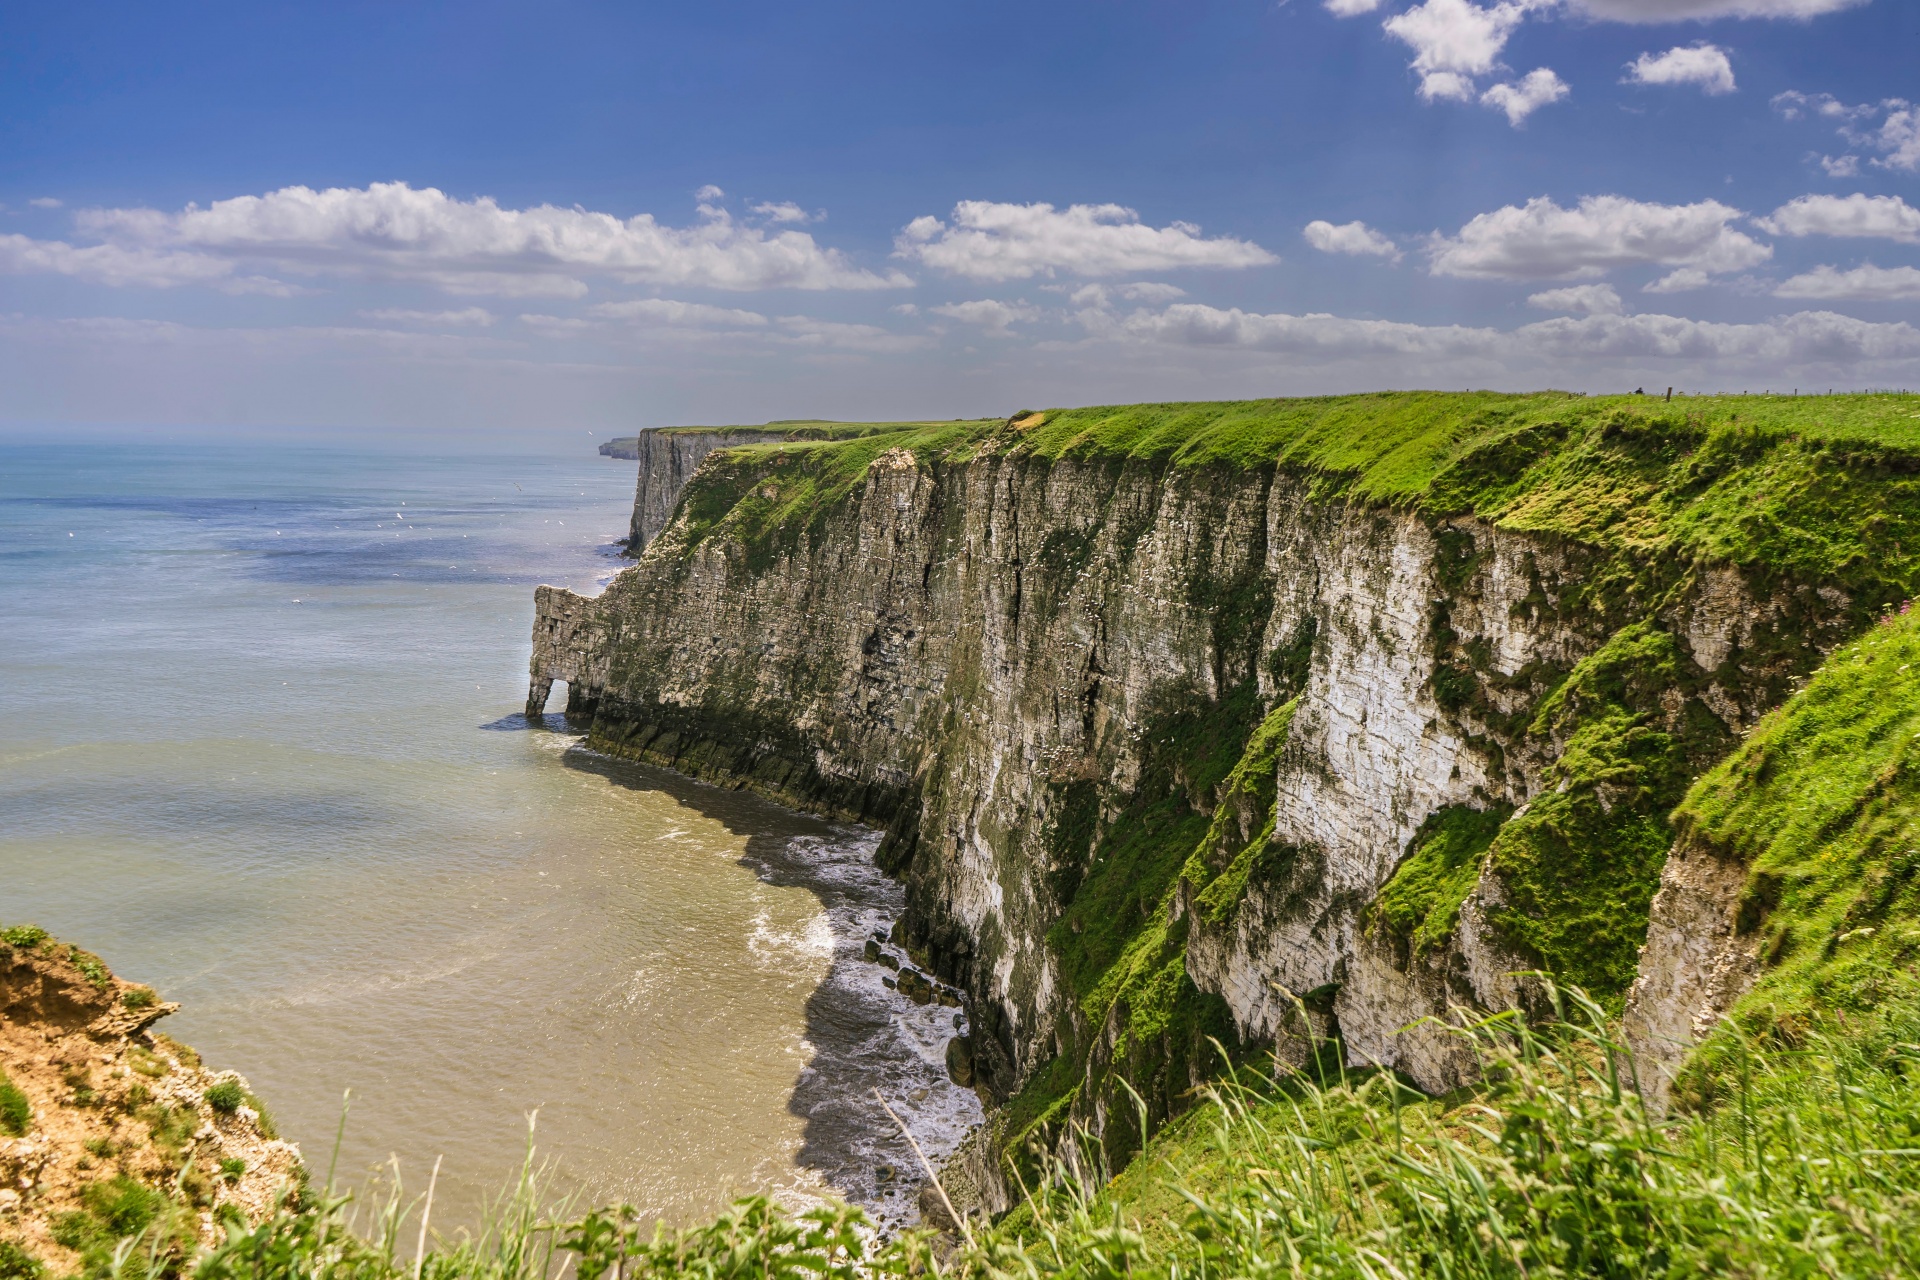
[0,427,979,1234]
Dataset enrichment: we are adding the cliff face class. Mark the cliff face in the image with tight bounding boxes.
[628,429,788,551]
[536,395,1920,1167]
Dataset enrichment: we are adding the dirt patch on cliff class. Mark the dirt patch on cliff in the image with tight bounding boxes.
[0,929,303,1277]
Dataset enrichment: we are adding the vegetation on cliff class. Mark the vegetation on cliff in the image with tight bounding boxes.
[0,929,302,1280]
[34,986,1920,1280]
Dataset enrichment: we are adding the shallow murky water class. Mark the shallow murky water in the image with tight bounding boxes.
[0,428,978,1232]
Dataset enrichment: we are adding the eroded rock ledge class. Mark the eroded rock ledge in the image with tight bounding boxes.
[0,931,301,1274]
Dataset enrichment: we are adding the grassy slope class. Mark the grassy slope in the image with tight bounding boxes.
[1674,605,1920,1067]
[1088,593,1920,1272]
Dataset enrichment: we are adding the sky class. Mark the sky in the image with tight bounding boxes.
[0,0,1916,432]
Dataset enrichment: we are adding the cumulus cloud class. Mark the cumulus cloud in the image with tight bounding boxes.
[357,307,496,326]
[1079,297,1920,376]
[1303,219,1402,260]
[0,232,240,289]
[1772,90,1872,122]
[1382,0,1550,103]
[929,299,1043,335]
[1516,309,1917,365]
[1759,193,1920,244]
[1575,0,1867,19]
[895,200,1276,282]
[1866,104,1920,171]
[32,181,908,297]
[1528,284,1624,314]
[1624,44,1735,94]
[1643,267,1714,293]
[1427,195,1771,280]
[1481,68,1570,125]
[1324,0,1385,13]
[1775,95,1920,174]
[1775,264,1920,301]
[1083,301,1503,359]
[750,201,816,224]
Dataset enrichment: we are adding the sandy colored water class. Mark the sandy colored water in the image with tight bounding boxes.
[0,429,977,1232]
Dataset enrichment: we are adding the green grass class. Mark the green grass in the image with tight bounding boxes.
[113,980,1920,1280]
[1371,804,1510,958]
[204,1081,245,1114]
[1,923,48,950]
[1666,604,1920,1092]
[0,1241,42,1280]
[68,946,112,988]
[52,1176,183,1280]
[0,1070,30,1136]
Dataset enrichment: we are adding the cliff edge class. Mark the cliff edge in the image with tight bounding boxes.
[0,927,301,1278]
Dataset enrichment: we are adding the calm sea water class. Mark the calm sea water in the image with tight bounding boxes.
[0,429,978,1233]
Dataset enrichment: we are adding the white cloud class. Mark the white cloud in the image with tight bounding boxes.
[587,298,770,327]
[1081,298,1920,374]
[1528,284,1624,314]
[1382,0,1549,103]
[1643,267,1714,293]
[1481,68,1570,125]
[56,181,908,296]
[28,197,62,210]
[895,200,1277,281]
[1324,0,1385,13]
[1303,219,1402,260]
[694,185,726,202]
[1428,195,1771,280]
[0,232,238,288]
[1576,0,1867,20]
[1866,104,1920,171]
[1775,264,1920,301]
[1772,90,1872,122]
[1624,44,1735,94]
[1067,281,1190,310]
[357,307,496,326]
[1516,309,1918,365]
[929,299,1043,335]
[1758,193,1920,244]
[1775,95,1920,174]
[751,201,816,224]
[1086,301,1504,358]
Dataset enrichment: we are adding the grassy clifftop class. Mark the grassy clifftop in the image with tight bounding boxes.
[668,392,1920,591]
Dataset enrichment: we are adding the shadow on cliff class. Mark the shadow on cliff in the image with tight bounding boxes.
[497,716,972,1229]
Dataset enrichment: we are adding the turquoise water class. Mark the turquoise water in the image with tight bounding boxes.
[0,430,977,1232]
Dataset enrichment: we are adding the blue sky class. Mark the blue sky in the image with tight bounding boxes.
[1,0,1915,430]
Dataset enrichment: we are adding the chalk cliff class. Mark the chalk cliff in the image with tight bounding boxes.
[535,396,1920,1175]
